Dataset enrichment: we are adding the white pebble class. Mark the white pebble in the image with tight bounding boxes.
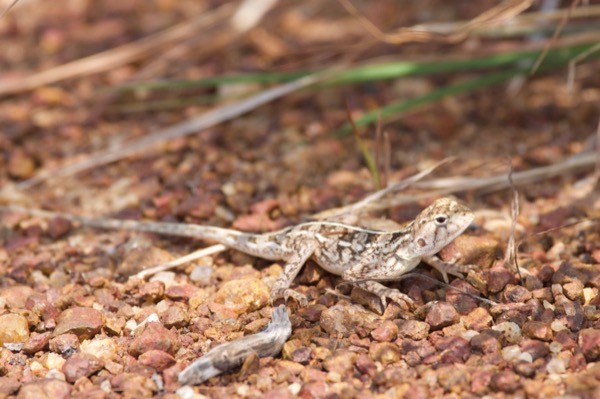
[501,345,522,362]
[44,353,66,371]
[551,284,563,296]
[100,380,112,393]
[30,361,45,373]
[176,386,195,399]
[461,330,479,341]
[549,341,563,353]
[150,271,176,286]
[583,288,597,305]
[543,300,555,311]
[546,357,566,375]
[156,300,170,313]
[125,319,137,332]
[492,322,522,344]
[288,382,302,395]
[550,319,567,332]
[236,384,249,396]
[190,266,213,283]
[30,270,49,285]
[45,369,66,381]
[518,352,533,363]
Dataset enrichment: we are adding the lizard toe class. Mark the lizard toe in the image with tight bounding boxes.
[284,289,308,306]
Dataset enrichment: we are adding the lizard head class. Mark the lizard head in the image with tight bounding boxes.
[408,198,474,257]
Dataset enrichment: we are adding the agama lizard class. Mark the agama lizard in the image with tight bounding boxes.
[0,197,474,309]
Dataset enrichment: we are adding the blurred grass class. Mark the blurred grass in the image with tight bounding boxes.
[113,41,600,129]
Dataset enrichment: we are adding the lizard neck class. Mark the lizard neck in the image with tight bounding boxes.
[389,222,419,260]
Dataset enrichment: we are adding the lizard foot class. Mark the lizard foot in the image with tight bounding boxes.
[270,288,308,307]
[378,288,414,309]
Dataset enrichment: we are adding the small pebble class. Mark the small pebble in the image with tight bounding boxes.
[190,265,213,282]
[425,302,459,330]
[0,313,30,344]
[546,357,566,375]
[53,307,104,340]
[501,345,522,362]
[371,320,398,342]
[492,322,522,344]
[63,353,104,383]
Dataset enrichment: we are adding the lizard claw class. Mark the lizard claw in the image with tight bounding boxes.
[379,288,414,309]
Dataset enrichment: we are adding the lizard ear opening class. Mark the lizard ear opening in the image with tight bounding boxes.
[417,238,427,247]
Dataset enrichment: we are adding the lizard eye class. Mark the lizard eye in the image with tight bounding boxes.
[434,214,448,226]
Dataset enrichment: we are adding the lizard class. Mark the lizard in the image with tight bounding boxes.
[0,197,474,309]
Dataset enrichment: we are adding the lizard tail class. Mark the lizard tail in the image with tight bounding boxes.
[0,204,243,243]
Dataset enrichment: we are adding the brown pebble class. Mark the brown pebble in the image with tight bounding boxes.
[320,303,378,337]
[138,349,176,371]
[291,347,312,364]
[160,303,190,329]
[531,287,553,302]
[214,278,270,316]
[553,261,595,286]
[355,353,376,377]
[488,265,515,293]
[490,370,521,393]
[578,328,600,361]
[139,281,165,302]
[129,322,179,356]
[0,286,35,309]
[53,307,104,340]
[471,370,492,395]
[0,313,30,345]
[16,378,72,399]
[520,339,550,361]
[22,331,51,355]
[165,284,198,302]
[436,364,469,393]
[371,320,398,342]
[49,333,80,356]
[46,217,72,239]
[439,235,499,269]
[369,342,401,365]
[470,331,500,354]
[8,150,36,179]
[298,304,325,323]
[555,330,577,351]
[538,265,554,282]
[434,336,469,364]
[323,349,357,375]
[396,320,430,340]
[463,307,493,331]
[63,353,104,383]
[445,279,479,315]
[0,376,20,396]
[504,284,532,303]
[524,275,543,291]
[426,302,459,330]
[522,321,553,342]
[563,281,584,302]
[110,373,155,397]
[565,300,585,331]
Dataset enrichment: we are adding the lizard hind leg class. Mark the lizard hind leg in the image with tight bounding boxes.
[352,281,415,311]
[269,239,318,307]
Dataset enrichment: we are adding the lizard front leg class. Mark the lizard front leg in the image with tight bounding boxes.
[351,281,414,309]
[422,254,466,284]
[342,260,415,310]
[270,239,318,306]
